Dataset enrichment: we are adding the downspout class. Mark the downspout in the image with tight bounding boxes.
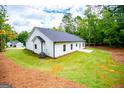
[53,42,55,58]
[41,42,43,52]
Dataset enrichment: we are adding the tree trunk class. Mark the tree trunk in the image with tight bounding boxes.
[109,36,112,47]
[88,39,91,46]
[88,30,91,46]
[109,41,112,47]
[0,34,6,52]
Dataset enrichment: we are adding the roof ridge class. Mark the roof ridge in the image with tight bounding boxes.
[35,27,76,36]
[33,27,84,42]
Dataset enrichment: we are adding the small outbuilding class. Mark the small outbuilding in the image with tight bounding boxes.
[7,41,24,48]
[26,27,85,58]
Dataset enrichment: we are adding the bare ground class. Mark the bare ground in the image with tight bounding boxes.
[0,53,85,88]
[1,46,124,88]
[90,46,124,63]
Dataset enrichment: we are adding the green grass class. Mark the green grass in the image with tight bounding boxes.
[4,48,124,88]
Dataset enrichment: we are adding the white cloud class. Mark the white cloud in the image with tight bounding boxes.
[6,5,85,33]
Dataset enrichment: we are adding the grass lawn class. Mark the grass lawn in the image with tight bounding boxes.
[4,48,124,88]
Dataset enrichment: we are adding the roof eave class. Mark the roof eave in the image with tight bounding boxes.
[54,40,85,43]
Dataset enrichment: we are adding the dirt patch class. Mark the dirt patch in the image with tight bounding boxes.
[113,84,124,88]
[91,46,124,63]
[0,53,85,88]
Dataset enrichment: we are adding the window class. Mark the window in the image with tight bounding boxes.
[76,43,77,47]
[34,44,37,49]
[71,44,73,50]
[63,45,66,51]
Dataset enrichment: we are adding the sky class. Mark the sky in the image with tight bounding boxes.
[6,5,86,33]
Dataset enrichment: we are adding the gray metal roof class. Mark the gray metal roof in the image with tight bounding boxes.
[9,41,20,44]
[35,27,85,42]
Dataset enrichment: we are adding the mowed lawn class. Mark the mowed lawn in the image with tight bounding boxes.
[4,48,124,88]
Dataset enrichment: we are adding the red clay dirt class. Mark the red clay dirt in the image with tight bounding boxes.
[0,46,124,88]
[0,53,85,88]
[91,46,124,63]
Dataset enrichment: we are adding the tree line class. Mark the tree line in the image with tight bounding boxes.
[0,5,124,52]
[53,5,124,47]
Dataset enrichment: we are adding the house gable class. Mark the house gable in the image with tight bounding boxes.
[26,28,54,57]
[26,28,53,43]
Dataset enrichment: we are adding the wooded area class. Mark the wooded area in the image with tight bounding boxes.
[0,5,124,52]
[53,5,124,47]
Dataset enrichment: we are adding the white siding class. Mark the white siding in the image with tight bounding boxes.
[26,28,85,58]
[7,42,11,47]
[7,42,23,48]
[26,29,54,57]
[33,38,41,54]
[54,42,85,58]
[16,43,23,48]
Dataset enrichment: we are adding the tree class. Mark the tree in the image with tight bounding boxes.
[100,8,118,46]
[119,29,124,45]
[3,23,18,42]
[84,5,99,46]
[0,5,7,52]
[73,16,88,40]
[18,31,29,46]
[74,16,82,32]
[104,5,124,27]
[52,27,59,31]
[104,5,124,45]
[57,5,124,47]
[61,13,76,33]
[0,6,18,51]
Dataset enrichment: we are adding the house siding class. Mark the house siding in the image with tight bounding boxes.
[26,29,54,57]
[33,38,41,54]
[54,41,85,58]
[26,28,86,58]
[7,42,23,48]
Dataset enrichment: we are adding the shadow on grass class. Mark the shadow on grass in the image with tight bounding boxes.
[22,49,52,60]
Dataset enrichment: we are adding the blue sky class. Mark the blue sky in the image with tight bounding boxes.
[6,5,85,33]
[43,7,71,14]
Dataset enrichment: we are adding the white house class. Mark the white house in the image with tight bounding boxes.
[7,41,24,48]
[26,27,85,58]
